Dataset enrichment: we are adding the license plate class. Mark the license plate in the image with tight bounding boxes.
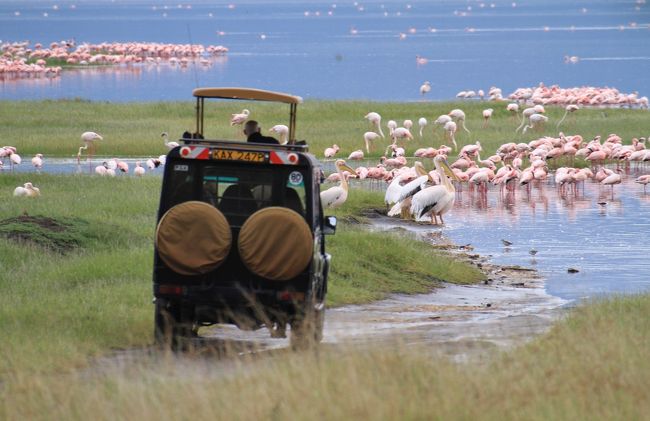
[212,149,267,163]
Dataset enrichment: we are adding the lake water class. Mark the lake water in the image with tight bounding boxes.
[1,0,649,101]
[368,169,650,303]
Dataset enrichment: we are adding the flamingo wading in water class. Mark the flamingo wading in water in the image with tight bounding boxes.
[77,131,103,164]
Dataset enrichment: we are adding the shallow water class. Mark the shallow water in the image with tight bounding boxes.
[368,167,650,302]
[1,0,649,101]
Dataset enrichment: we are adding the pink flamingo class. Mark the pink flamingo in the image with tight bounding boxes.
[324,144,340,158]
[635,174,650,193]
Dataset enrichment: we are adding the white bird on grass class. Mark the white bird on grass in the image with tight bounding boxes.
[161,132,180,150]
[410,155,459,224]
[320,159,357,208]
[364,112,385,138]
[449,109,470,133]
[13,182,40,197]
[363,132,381,154]
[556,104,579,128]
[418,117,428,138]
[230,109,250,126]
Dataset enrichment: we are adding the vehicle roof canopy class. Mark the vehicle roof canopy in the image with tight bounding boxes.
[192,87,303,104]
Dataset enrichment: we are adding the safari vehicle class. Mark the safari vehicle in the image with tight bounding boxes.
[153,87,336,349]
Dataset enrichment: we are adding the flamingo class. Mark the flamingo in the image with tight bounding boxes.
[635,174,650,193]
[95,163,108,175]
[522,114,548,133]
[515,107,537,133]
[419,81,431,96]
[601,168,622,197]
[449,109,470,133]
[134,161,145,176]
[320,159,357,208]
[556,104,579,128]
[364,112,384,138]
[230,109,250,126]
[269,124,289,144]
[506,103,519,120]
[324,144,340,158]
[77,131,103,163]
[482,108,493,128]
[161,132,180,150]
[443,121,458,151]
[410,156,459,224]
[13,182,40,197]
[31,153,44,170]
[9,151,22,170]
[418,117,428,138]
[348,150,364,160]
[392,127,413,143]
[386,120,397,137]
[363,132,381,154]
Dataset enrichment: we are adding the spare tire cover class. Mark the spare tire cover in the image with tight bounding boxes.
[238,207,313,281]
[155,201,231,275]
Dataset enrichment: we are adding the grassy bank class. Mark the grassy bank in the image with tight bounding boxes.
[1,99,648,161]
[2,294,648,420]
[0,173,483,375]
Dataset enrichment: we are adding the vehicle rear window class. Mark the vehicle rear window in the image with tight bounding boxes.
[161,161,310,227]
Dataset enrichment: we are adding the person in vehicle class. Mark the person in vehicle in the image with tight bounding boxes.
[244,120,280,144]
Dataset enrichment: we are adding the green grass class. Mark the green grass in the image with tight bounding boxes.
[1,99,648,163]
[2,294,649,420]
[0,172,482,376]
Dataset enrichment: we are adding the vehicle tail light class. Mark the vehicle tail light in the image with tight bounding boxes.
[158,285,184,295]
[277,291,305,302]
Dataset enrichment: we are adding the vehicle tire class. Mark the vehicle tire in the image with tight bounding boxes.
[154,299,194,351]
[290,305,324,350]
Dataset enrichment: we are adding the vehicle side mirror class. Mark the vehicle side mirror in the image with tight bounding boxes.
[323,216,337,235]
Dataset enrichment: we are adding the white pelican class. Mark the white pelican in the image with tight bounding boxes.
[269,124,289,144]
[388,162,431,219]
[410,156,459,224]
[320,159,357,208]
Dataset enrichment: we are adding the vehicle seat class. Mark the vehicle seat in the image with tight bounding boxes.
[218,184,258,226]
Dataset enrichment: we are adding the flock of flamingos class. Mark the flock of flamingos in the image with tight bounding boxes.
[318,90,650,224]
[0,40,229,79]
[5,80,650,225]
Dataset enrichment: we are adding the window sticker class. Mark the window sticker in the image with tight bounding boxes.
[288,171,304,186]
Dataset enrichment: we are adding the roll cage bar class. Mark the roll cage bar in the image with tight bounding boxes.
[192,87,303,145]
